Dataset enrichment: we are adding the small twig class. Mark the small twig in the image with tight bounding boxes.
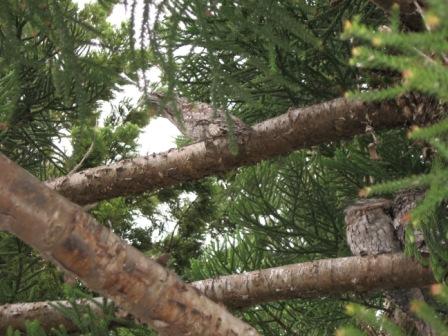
[413,47,436,65]
[68,140,95,176]
[413,0,430,31]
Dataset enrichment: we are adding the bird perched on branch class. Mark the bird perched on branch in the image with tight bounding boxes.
[344,198,401,256]
[147,92,252,145]
[345,196,434,335]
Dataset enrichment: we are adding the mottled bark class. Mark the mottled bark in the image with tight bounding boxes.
[0,154,259,336]
[147,92,252,143]
[46,96,430,205]
[195,253,434,308]
[345,195,435,335]
[345,199,401,256]
[368,0,426,31]
[389,189,435,335]
[0,298,110,333]
[0,254,435,333]
[392,188,427,251]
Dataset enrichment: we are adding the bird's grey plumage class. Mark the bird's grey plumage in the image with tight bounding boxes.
[344,198,401,256]
[147,92,251,143]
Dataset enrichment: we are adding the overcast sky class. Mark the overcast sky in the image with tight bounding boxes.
[74,0,180,156]
[72,0,181,234]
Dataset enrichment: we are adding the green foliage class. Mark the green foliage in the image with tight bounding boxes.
[343,0,448,280]
[0,0,133,176]
[0,234,63,304]
[184,129,423,333]
[338,284,448,336]
[343,1,448,101]
[411,300,448,335]
[2,0,447,335]
[0,1,158,334]
[148,0,385,122]
[144,179,221,275]
[345,303,405,336]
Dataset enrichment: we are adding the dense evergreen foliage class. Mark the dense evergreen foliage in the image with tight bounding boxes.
[0,0,447,335]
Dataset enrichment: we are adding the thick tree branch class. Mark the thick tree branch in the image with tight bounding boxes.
[0,298,112,333]
[0,253,434,333]
[46,97,428,205]
[195,253,434,308]
[0,154,259,336]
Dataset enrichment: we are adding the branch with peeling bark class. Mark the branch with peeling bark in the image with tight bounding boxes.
[0,253,434,333]
[0,154,258,336]
[0,93,438,333]
[46,96,433,205]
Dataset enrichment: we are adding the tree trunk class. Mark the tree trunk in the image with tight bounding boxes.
[46,95,436,205]
[0,253,434,333]
[345,194,435,335]
[0,154,259,336]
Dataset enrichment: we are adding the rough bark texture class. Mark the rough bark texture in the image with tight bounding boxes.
[147,92,252,143]
[345,195,435,335]
[368,0,426,31]
[0,298,108,333]
[389,189,435,335]
[194,253,434,308]
[46,97,428,205]
[392,188,427,252]
[0,253,435,333]
[0,154,259,336]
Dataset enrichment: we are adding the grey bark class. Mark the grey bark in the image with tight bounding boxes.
[0,254,434,333]
[0,153,259,336]
[147,92,252,144]
[46,95,437,205]
[345,194,435,335]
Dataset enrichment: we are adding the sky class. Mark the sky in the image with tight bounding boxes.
[73,0,180,156]
[73,0,181,235]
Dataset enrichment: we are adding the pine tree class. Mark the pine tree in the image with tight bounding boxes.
[1,0,447,335]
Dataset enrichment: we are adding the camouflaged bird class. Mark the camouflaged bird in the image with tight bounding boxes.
[147,92,252,144]
[344,198,401,256]
[344,196,435,335]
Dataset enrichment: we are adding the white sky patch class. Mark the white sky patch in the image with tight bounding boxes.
[71,0,178,157]
[69,1,232,250]
[108,3,128,27]
[74,0,92,9]
[138,117,180,154]
[68,0,181,235]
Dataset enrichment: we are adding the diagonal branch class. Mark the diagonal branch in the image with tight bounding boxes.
[46,96,430,205]
[0,154,259,336]
[194,253,434,308]
[0,253,434,333]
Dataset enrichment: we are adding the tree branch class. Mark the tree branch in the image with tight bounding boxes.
[0,253,434,333]
[0,154,259,336]
[195,253,434,308]
[46,96,430,205]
